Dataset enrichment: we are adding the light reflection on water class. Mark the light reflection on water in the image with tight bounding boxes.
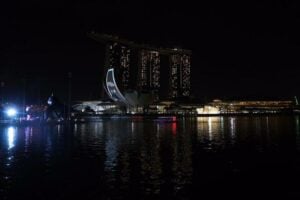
[7,127,16,150]
[196,117,228,151]
[0,116,300,199]
[295,116,300,151]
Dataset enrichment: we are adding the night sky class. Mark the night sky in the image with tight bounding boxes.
[1,0,300,104]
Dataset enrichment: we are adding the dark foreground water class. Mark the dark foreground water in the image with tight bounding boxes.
[1,116,300,199]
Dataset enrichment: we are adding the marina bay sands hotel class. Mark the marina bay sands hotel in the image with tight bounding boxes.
[89,32,191,106]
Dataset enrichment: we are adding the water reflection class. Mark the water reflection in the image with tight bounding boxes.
[0,116,299,199]
[295,116,300,151]
[7,127,16,150]
[104,135,118,170]
[1,126,18,199]
[172,122,193,196]
[197,117,226,150]
[229,117,236,139]
[140,124,162,196]
[24,127,32,153]
[171,122,177,136]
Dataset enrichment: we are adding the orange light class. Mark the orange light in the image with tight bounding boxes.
[172,122,177,135]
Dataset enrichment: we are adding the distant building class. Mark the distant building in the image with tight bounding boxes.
[72,100,122,114]
[89,32,191,106]
[207,99,295,114]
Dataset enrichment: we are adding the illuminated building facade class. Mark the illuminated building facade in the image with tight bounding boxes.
[138,50,160,100]
[181,54,191,97]
[105,68,127,103]
[105,42,131,91]
[90,33,192,104]
[169,54,191,98]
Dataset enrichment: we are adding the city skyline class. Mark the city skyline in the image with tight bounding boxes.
[94,32,191,103]
[1,1,300,103]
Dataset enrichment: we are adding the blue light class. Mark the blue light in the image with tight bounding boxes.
[6,108,17,117]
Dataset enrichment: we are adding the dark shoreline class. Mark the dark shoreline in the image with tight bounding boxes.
[1,112,299,126]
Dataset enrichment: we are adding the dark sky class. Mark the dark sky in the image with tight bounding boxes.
[1,0,300,103]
